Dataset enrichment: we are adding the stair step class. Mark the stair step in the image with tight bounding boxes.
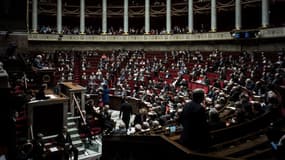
[73,140,83,145]
[77,146,85,155]
[70,133,81,141]
[72,139,84,148]
[68,127,78,134]
[67,122,77,127]
[67,116,81,122]
[78,150,101,160]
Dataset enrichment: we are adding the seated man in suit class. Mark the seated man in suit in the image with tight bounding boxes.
[133,108,148,125]
[32,55,44,70]
[56,126,78,160]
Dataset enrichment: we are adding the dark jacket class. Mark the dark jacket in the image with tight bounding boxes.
[180,101,210,151]
[120,102,133,128]
[102,87,110,105]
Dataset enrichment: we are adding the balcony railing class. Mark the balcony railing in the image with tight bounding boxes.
[27,27,285,42]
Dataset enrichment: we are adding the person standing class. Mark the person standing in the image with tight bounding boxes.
[102,84,110,106]
[119,99,133,129]
[179,88,210,151]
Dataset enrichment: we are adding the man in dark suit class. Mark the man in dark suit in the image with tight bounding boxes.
[179,88,210,151]
[56,126,78,160]
[119,99,133,129]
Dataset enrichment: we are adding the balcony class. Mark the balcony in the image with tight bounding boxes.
[27,27,285,42]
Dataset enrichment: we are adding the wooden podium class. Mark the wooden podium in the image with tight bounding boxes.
[60,82,86,116]
[37,68,56,88]
[27,94,68,139]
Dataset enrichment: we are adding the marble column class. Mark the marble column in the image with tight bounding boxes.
[32,0,38,33]
[102,0,107,34]
[145,0,150,34]
[124,0,128,34]
[166,0,171,34]
[211,0,217,32]
[57,0,62,34]
[261,0,269,28]
[80,0,85,34]
[188,0,193,33]
[235,0,242,30]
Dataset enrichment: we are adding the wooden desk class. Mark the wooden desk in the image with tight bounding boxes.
[27,94,68,139]
[61,82,86,92]
[60,82,86,115]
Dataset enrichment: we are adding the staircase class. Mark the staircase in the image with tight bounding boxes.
[67,112,102,160]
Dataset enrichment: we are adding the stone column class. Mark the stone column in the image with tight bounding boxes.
[102,0,107,34]
[57,0,62,34]
[145,0,150,34]
[261,0,269,28]
[166,0,171,34]
[188,0,193,33]
[235,0,242,30]
[124,0,128,34]
[211,0,217,32]
[32,0,38,33]
[80,0,85,34]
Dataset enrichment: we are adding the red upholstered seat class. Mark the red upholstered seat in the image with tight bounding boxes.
[188,82,209,94]
[91,128,102,135]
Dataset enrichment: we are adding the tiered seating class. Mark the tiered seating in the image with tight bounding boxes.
[10,48,284,160]
[206,72,219,84]
[72,54,82,84]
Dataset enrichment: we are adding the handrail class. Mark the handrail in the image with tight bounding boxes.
[30,125,34,140]
[27,32,233,42]
[72,94,87,125]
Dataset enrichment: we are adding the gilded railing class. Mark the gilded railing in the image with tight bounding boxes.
[26,27,285,42]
